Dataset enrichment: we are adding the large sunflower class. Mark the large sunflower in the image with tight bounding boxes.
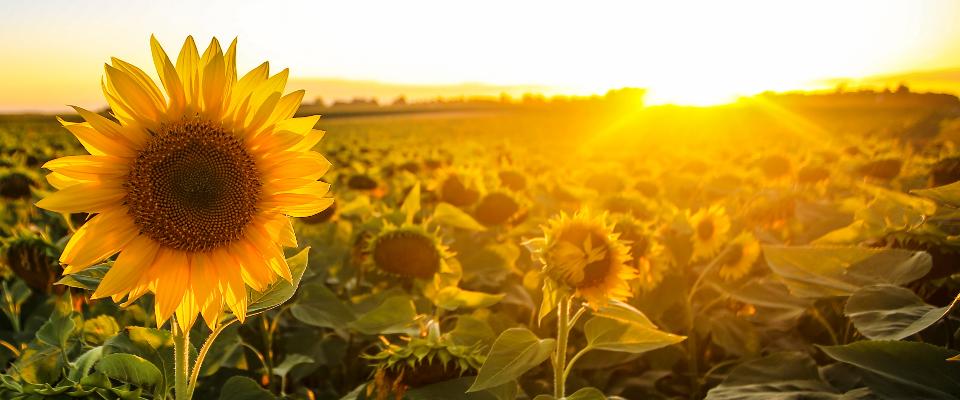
[530,210,636,306]
[35,36,332,331]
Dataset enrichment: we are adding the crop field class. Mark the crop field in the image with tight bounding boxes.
[2,88,960,400]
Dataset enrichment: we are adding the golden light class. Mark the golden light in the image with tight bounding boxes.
[1,0,959,111]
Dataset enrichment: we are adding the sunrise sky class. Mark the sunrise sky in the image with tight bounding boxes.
[3,0,960,112]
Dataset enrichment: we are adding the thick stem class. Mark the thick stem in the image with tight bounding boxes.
[553,298,570,399]
[173,319,191,400]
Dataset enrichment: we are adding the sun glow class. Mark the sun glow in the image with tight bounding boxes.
[1,0,960,111]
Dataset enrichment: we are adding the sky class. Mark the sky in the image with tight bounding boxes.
[3,0,960,112]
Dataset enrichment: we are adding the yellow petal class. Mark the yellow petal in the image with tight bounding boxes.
[200,38,226,118]
[150,35,186,116]
[244,92,281,136]
[245,222,291,282]
[211,248,247,322]
[265,195,334,218]
[92,235,160,299]
[246,68,288,118]
[175,290,199,333]
[228,62,269,118]
[58,118,135,157]
[229,241,274,292]
[43,155,129,178]
[153,250,190,327]
[45,172,85,190]
[176,35,201,110]
[60,207,138,273]
[104,64,161,124]
[262,152,331,181]
[288,129,326,152]
[71,106,148,149]
[36,181,125,213]
[269,90,304,124]
[274,116,319,136]
[110,57,166,112]
[224,38,238,85]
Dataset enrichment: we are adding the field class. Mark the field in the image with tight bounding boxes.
[3,90,960,400]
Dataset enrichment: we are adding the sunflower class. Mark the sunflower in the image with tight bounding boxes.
[716,232,760,281]
[473,191,523,227]
[367,224,452,280]
[530,210,635,306]
[365,331,484,400]
[612,215,668,292]
[35,36,332,331]
[0,167,39,201]
[1,228,60,293]
[689,205,730,261]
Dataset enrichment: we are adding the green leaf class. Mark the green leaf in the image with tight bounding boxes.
[68,346,104,381]
[245,247,310,317]
[348,295,416,335]
[584,316,685,354]
[705,352,841,400]
[567,387,607,400]
[401,182,421,224]
[591,301,656,328]
[433,286,504,311]
[433,202,485,231]
[56,264,110,291]
[444,316,496,348]
[912,181,960,207]
[292,284,416,335]
[95,353,163,387]
[763,246,931,298]
[467,327,555,392]
[219,376,276,400]
[82,315,120,346]
[103,326,179,395]
[405,377,515,400]
[820,340,960,399]
[290,282,356,329]
[272,354,314,378]
[37,292,77,351]
[844,284,954,340]
[12,344,63,384]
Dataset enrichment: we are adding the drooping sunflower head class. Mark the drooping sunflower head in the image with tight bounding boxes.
[1,228,60,293]
[433,167,482,207]
[367,225,451,280]
[473,191,523,227]
[532,210,635,306]
[716,232,761,281]
[35,36,333,331]
[689,205,731,261]
[612,215,668,292]
[365,335,484,400]
[0,167,39,201]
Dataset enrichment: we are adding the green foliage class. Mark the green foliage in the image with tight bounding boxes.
[467,328,555,392]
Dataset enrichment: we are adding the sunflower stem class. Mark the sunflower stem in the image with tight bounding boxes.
[173,319,191,400]
[187,319,237,397]
[553,297,571,399]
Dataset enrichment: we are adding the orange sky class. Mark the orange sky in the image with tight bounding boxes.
[3,0,960,111]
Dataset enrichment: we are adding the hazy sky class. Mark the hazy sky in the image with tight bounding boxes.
[3,0,960,111]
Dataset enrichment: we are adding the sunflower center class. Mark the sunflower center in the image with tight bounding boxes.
[372,230,441,279]
[125,117,261,252]
[720,244,744,266]
[697,219,715,240]
[557,225,612,288]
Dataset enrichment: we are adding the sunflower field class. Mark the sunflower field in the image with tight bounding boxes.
[3,37,960,400]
